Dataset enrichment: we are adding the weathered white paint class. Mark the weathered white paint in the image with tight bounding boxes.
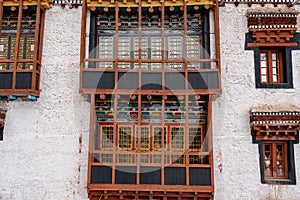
[0,7,89,200]
[0,3,299,200]
[214,4,300,200]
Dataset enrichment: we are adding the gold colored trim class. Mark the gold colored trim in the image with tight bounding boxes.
[86,0,214,9]
[2,0,52,9]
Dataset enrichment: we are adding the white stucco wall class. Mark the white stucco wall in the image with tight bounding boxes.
[0,7,89,200]
[214,4,300,200]
[1,3,300,200]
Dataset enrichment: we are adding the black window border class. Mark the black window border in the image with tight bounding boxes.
[245,33,300,89]
[251,131,299,185]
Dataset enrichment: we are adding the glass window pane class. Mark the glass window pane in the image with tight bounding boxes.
[276,144,284,176]
[260,53,266,61]
[272,68,277,75]
[168,36,183,59]
[272,61,277,67]
[261,68,267,75]
[261,61,266,68]
[118,37,131,59]
[273,75,278,82]
[264,144,272,177]
[272,53,277,60]
[99,36,114,59]
[150,37,162,59]
[261,75,267,82]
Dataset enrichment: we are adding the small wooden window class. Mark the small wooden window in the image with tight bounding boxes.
[259,50,283,84]
[262,141,288,180]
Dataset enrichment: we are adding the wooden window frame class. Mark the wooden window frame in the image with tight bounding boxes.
[262,141,288,180]
[0,1,47,98]
[259,49,284,84]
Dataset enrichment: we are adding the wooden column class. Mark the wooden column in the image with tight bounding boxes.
[0,2,3,36]
[32,0,42,91]
[80,0,87,91]
[88,94,96,185]
[12,0,24,90]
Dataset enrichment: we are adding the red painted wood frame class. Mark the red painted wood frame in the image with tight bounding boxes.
[0,0,45,97]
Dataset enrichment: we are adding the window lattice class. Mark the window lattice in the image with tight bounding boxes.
[100,153,113,163]
[98,36,114,59]
[118,37,131,59]
[170,127,184,151]
[187,36,200,59]
[135,127,150,150]
[134,37,148,59]
[189,127,202,152]
[150,37,162,59]
[168,36,182,59]
[101,126,114,150]
[153,127,167,150]
[118,126,132,150]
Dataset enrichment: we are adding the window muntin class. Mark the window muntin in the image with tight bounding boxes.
[152,126,167,151]
[118,126,133,150]
[92,6,205,71]
[0,3,48,97]
[260,50,283,84]
[263,141,288,180]
[100,126,114,150]
[0,15,36,70]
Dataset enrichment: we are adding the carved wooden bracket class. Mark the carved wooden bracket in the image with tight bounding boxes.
[250,110,300,141]
[246,10,299,46]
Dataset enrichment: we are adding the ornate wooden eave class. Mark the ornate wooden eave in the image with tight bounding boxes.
[246,9,299,47]
[88,185,214,200]
[250,105,300,141]
[1,0,53,9]
[86,0,215,9]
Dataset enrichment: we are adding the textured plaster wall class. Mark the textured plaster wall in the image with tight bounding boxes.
[1,3,300,200]
[214,4,300,200]
[0,7,89,200]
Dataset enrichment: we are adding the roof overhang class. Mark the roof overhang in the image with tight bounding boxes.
[250,105,300,141]
[86,0,215,9]
[1,0,53,10]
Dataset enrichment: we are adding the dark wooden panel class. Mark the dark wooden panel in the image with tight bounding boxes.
[91,166,112,184]
[189,168,211,186]
[118,72,138,89]
[164,167,186,185]
[0,73,13,89]
[165,72,185,90]
[140,167,161,184]
[188,72,219,89]
[82,72,115,89]
[141,73,162,90]
[16,72,32,89]
[115,166,137,184]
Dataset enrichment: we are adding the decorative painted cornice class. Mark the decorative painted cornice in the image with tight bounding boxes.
[219,0,299,7]
[2,0,53,9]
[246,8,299,46]
[250,105,300,141]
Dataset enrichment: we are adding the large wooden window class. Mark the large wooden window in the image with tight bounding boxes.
[84,0,219,198]
[92,94,211,188]
[0,1,51,99]
[260,50,283,84]
[81,4,220,92]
